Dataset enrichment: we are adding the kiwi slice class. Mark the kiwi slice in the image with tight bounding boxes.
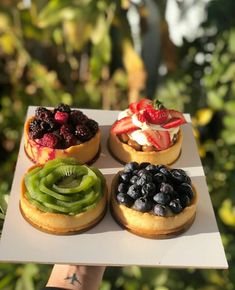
[24,158,105,215]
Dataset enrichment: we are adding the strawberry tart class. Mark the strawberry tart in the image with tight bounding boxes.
[24,104,101,164]
[110,162,197,238]
[108,98,186,165]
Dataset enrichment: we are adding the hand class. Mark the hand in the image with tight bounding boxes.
[46,264,106,290]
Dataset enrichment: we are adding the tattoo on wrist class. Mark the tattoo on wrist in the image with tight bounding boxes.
[64,273,81,286]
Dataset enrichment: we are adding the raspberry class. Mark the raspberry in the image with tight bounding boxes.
[63,133,77,148]
[85,119,99,135]
[54,103,71,113]
[35,107,53,121]
[70,110,88,125]
[54,111,69,124]
[75,125,91,142]
[37,133,59,149]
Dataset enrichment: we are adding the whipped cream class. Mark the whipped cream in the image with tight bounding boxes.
[117,110,180,146]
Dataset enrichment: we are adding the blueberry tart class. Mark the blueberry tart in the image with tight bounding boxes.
[24,104,100,164]
[110,162,197,238]
[20,158,107,234]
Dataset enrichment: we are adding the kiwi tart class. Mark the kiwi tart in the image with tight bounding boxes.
[20,158,107,234]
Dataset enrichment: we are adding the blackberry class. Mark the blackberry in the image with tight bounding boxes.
[75,125,91,142]
[85,119,99,135]
[63,133,77,148]
[29,119,45,139]
[35,107,53,121]
[70,110,88,125]
[42,120,58,133]
[60,124,73,137]
[54,103,71,113]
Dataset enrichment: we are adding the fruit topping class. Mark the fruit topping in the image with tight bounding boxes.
[111,116,139,134]
[28,104,99,149]
[129,101,138,114]
[54,111,69,124]
[115,162,195,215]
[162,117,186,129]
[143,130,170,150]
[24,158,105,215]
[144,107,169,125]
[136,98,153,111]
[37,133,60,149]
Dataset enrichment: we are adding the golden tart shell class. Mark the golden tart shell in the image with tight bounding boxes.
[110,172,197,239]
[24,116,101,165]
[20,171,107,235]
[108,129,183,165]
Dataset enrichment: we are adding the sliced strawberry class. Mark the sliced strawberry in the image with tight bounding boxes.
[143,130,170,150]
[136,98,153,111]
[162,117,186,129]
[168,110,186,123]
[111,116,139,134]
[136,112,147,123]
[129,102,138,114]
[145,108,169,125]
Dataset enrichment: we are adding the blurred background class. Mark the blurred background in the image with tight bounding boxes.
[0,0,235,289]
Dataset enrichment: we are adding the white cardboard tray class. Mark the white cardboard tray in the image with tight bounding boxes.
[0,107,228,269]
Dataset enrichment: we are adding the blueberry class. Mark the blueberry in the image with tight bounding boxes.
[116,192,134,207]
[133,197,153,212]
[145,164,156,174]
[171,169,188,184]
[153,173,166,184]
[176,183,194,199]
[160,183,174,194]
[139,162,151,169]
[169,199,183,214]
[136,174,153,186]
[153,192,171,205]
[119,172,131,184]
[141,182,156,197]
[153,204,167,217]
[179,194,191,208]
[159,166,171,178]
[130,175,139,184]
[127,184,141,200]
[124,162,139,173]
[118,183,128,193]
[137,169,148,176]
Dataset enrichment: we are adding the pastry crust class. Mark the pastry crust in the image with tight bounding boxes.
[24,116,101,164]
[20,177,107,235]
[110,172,197,238]
[108,129,183,165]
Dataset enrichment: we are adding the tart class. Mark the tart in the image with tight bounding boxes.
[20,158,107,234]
[24,104,101,164]
[110,162,197,238]
[108,98,186,165]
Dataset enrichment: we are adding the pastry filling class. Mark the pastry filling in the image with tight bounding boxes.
[24,158,105,215]
[111,98,186,152]
[115,162,195,217]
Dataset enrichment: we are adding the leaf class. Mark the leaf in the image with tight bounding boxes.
[220,63,235,83]
[90,15,107,44]
[224,100,235,115]
[223,115,235,128]
[219,199,235,227]
[222,130,235,145]
[229,29,235,53]
[207,91,224,109]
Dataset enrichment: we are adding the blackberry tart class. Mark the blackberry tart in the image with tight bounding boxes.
[110,162,197,238]
[24,104,100,164]
[109,98,186,165]
[20,158,107,234]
